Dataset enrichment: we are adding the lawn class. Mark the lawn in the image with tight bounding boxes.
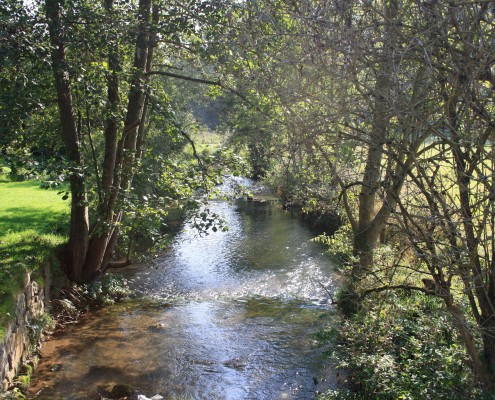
[0,180,69,236]
[0,177,69,338]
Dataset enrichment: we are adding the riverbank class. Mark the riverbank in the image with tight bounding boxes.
[311,223,492,400]
[27,198,340,399]
[1,175,342,399]
[0,175,68,396]
[0,177,68,338]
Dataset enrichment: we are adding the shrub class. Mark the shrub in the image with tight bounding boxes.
[80,273,132,305]
[323,291,482,400]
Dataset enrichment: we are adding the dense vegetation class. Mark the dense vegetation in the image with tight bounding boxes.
[2,0,495,398]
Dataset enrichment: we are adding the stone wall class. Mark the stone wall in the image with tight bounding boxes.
[0,273,45,391]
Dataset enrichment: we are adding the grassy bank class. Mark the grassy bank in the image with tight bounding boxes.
[0,174,68,339]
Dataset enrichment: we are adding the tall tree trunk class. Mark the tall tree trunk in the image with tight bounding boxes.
[354,140,385,271]
[101,0,120,197]
[81,0,154,282]
[45,0,89,283]
[120,0,152,191]
[46,0,156,283]
[352,0,398,274]
[78,0,123,282]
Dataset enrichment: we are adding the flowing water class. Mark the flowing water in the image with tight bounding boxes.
[29,197,339,400]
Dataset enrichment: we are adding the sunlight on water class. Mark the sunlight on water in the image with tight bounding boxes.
[130,201,335,303]
[29,199,338,400]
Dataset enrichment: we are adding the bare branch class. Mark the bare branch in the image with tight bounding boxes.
[360,284,436,299]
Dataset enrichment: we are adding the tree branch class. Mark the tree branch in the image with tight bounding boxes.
[144,70,221,85]
[144,70,253,104]
[360,284,436,299]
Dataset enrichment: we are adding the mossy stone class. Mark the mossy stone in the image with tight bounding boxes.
[109,383,137,399]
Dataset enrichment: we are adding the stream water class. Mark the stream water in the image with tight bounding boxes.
[29,197,339,400]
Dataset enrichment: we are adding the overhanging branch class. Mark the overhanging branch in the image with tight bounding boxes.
[144,70,221,86]
[360,284,436,298]
[144,70,252,105]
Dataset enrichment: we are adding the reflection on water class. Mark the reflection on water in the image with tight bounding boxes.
[29,200,338,400]
[130,201,334,302]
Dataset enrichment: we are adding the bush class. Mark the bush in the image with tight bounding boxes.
[80,273,132,305]
[323,291,482,400]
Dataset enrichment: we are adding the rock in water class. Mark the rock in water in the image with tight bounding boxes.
[109,383,137,398]
[137,395,164,400]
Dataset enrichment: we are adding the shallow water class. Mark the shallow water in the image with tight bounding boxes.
[29,200,338,400]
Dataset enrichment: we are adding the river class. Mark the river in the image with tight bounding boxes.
[29,196,339,399]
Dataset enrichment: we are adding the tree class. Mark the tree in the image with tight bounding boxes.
[384,1,495,388]
[44,0,227,282]
[0,0,63,177]
[218,0,436,272]
[216,0,495,390]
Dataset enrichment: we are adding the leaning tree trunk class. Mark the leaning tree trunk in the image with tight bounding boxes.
[81,0,154,282]
[46,0,89,283]
[452,136,495,390]
[46,0,155,283]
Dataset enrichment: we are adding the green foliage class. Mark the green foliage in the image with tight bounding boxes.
[15,374,29,386]
[0,0,53,143]
[123,140,246,259]
[318,389,360,400]
[0,230,65,339]
[314,223,355,265]
[19,364,33,377]
[222,100,275,180]
[0,0,63,181]
[27,313,55,343]
[79,273,131,305]
[1,387,26,400]
[326,291,481,400]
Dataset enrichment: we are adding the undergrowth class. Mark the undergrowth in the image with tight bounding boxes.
[319,291,484,400]
[315,224,493,400]
[50,274,132,329]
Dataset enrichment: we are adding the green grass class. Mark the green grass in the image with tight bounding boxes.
[0,180,69,235]
[189,129,225,153]
[0,177,69,338]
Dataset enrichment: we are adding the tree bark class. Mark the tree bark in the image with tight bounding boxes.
[101,0,120,197]
[45,0,89,283]
[80,0,154,282]
[354,140,385,271]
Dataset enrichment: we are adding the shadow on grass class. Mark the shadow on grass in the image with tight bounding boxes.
[0,180,69,339]
[0,207,68,236]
